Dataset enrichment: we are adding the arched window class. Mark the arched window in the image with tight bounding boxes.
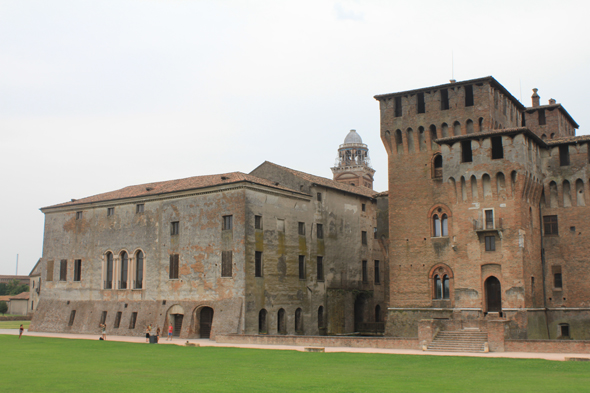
[295,308,303,334]
[432,154,443,179]
[471,175,478,200]
[407,128,415,153]
[258,309,267,334]
[461,176,467,202]
[105,252,113,289]
[135,250,144,289]
[466,119,474,134]
[576,179,585,206]
[429,125,438,150]
[563,180,572,207]
[453,121,461,136]
[278,308,286,334]
[120,251,128,289]
[496,172,506,197]
[418,126,426,151]
[482,174,492,199]
[441,214,448,236]
[430,264,453,302]
[441,123,449,138]
[549,181,558,208]
[478,117,484,132]
[433,214,441,237]
[395,130,403,154]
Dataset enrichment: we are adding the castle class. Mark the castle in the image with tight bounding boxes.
[31,75,590,348]
[376,76,588,341]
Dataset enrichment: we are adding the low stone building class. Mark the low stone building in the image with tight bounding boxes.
[8,292,30,316]
[30,132,388,339]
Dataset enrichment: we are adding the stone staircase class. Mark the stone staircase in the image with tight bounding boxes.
[426,329,488,352]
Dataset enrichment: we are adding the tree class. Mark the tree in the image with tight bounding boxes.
[0,283,8,296]
[0,301,7,315]
[7,280,28,296]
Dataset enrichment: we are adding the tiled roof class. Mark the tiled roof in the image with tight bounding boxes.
[0,295,11,302]
[42,172,307,210]
[9,292,29,300]
[255,161,379,198]
[545,135,590,146]
[374,191,389,198]
[435,127,546,146]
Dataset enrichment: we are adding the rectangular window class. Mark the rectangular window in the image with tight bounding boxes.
[317,192,322,202]
[107,207,114,216]
[114,311,122,328]
[484,209,494,229]
[298,222,305,236]
[255,251,262,277]
[222,251,233,277]
[485,236,496,251]
[374,227,378,239]
[46,260,54,281]
[554,272,563,289]
[298,255,305,280]
[361,231,367,245]
[222,215,233,230]
[99,311,107,327]
[169,254,179,279]
[129,312,137,329]
[76,211,83,220]
[60,259,67,281]
[277,219,285,232]
[560,324,570,338]
[74,259,82,282]
[461,140,473,163]
[394,96,402,117]
[491,136,504,159]
[440,89,449,110]
[317,224,323,239]
[255,215,262,230]
[417,92,425,114]
[464,84,474,107]
[361,203,366,212]
[374,260,380,284]
[538,109,546,125]
[559,145,570,166]
[543,215,558,236]
[171,221,179,236]
[317,256,324,281]
[136,204,144,213]
[68,310,76,327]
[362,260,368,283]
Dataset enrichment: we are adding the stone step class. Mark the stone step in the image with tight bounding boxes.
[426,330,488,353]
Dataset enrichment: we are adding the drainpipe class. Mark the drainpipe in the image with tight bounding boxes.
[539,203,551,339]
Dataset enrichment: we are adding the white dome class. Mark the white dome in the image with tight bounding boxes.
[343,129,362,144]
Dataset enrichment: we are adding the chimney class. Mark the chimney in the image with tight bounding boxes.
[531,88,540,107]
[548,98,556,105]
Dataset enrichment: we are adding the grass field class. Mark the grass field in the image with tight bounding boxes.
[1,335,589,392]
[0,320,30,329]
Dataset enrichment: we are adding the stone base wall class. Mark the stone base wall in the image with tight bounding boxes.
[215,334,420,349]
[29,298,243,339]
[506,339,590,353]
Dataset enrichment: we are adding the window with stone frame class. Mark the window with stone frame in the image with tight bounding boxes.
[430,265,453,301]
[543,215,558,236]
[255,215,263,230]
[74,259,82,282]
[255,251,262,278]
[59,259,67,281]
[317,223,323,239]
[169,254,179,279]
[221,251,232,277]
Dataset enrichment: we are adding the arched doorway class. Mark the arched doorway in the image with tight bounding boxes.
[485,276,502,312]
[199,307,214,338]
[167,304,185,337]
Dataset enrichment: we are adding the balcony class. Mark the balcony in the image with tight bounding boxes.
[473,217,503,238]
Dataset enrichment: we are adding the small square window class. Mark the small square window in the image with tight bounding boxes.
[107,207,114,216]
[317,224,323,239]
[76,211,83,220]
[255,215,262,230]
[485,236,496,251]
[298,222,305,236]
[171,221,179,236]
[222,215,233,230]
[136,204,144,213]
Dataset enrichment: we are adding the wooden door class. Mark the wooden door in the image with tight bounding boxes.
[199,307,214,338]
[485,276,502,312]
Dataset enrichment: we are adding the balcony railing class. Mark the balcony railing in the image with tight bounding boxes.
[473,217,503,231]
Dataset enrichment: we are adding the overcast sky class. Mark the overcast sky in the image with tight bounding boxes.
[1,0,589,276]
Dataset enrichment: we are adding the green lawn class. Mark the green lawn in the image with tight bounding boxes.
[1,335,589,392]
[0,320,30,329]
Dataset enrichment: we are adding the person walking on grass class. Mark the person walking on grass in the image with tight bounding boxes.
[168,323,173,341]
[146,324,152,342]
[100,323,107,340]
[18,324,24,339]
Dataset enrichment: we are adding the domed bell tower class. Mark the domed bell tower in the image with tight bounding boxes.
[331,129,375,189]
